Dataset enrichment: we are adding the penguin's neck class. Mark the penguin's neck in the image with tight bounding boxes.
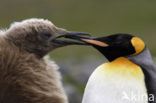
[82,57,147,103]
[127,47,156,101]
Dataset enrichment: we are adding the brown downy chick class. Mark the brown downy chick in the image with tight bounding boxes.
[0,18,89,103]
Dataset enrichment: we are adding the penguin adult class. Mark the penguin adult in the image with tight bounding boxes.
[0,18,89,103]
[66,33,156,103]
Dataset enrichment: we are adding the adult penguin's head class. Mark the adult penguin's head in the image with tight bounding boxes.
[66,33,145,61]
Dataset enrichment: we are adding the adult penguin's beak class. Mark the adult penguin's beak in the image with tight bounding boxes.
[63,34,109,47]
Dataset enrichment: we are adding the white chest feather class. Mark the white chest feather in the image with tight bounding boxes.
[82,57,147,103]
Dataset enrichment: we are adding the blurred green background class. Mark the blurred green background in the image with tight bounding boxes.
[0,0,156,103]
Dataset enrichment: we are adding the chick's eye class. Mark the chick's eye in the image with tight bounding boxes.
[40,33,51,39]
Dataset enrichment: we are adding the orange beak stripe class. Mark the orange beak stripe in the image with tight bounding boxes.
[81,39,109,47]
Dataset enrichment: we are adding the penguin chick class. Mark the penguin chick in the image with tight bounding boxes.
[67,34,156,103]
[0,18,89,103]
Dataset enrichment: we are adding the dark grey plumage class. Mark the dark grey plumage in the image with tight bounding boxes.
[127,47,156,103]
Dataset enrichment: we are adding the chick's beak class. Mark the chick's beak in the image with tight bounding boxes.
[51,32,91,46]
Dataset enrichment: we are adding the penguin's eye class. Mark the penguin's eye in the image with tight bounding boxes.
[40,33,51,39]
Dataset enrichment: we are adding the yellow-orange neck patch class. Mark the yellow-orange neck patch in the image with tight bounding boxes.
[95,57,144,79]
[131,37,145,56]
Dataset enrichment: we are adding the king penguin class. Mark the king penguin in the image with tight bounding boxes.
[67,33,156,103]
[0,18,89,103]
